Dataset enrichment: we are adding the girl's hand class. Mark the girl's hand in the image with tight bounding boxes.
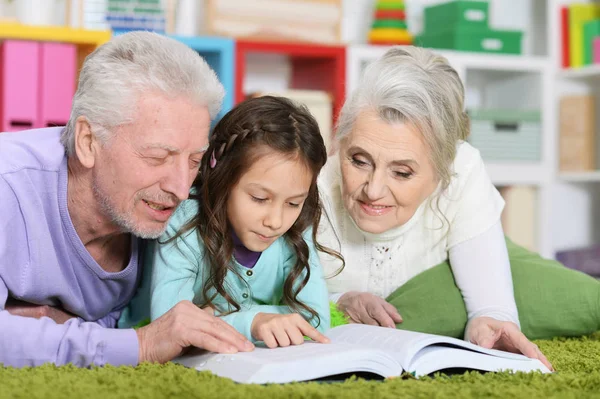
[251,313,330,348]
[466,316,554,371]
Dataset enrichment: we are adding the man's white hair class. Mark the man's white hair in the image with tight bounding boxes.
[61,31,224,155]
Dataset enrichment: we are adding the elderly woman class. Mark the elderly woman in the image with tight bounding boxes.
[318,46,552,370]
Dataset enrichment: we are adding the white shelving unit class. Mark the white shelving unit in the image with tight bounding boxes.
[348,46,551,95]
[344,0,600,259]
[559,171,600,182]
[252,0,596,260]
[558,64,600,79]
[558,65,600,79]
[486,163,552,186]
[551,0,600,255]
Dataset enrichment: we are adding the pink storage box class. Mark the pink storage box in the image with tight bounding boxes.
[594,37,600,64]
[38,42,76,128]
[0,41,40,132]
[0,41,76,133]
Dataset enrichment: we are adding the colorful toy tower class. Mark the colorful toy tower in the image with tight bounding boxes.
[368,0,413,45]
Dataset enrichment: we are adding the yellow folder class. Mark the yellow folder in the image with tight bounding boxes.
[569,3,600,68]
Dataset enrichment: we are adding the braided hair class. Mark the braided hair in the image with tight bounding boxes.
[174,95,342,327]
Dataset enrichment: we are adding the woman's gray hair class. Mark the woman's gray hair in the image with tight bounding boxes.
[336,46,469,191]
[61,31,224,155]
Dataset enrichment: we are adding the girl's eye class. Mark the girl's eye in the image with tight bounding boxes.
[251,196,267,203]
[288,202,301,208]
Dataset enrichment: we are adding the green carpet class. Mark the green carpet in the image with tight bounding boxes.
[2,333,600,399]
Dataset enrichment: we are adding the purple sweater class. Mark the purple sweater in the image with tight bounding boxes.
[233,230,261,268]
[0,127,140,367]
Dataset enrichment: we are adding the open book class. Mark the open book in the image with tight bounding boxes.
[174,324,551,384]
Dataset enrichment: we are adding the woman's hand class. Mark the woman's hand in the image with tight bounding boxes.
[337,291,403,328]
[5,299,75,324]
[466,316,553,371]
[251,313,330,348]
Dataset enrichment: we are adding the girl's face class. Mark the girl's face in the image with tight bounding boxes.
[227,151,313,252]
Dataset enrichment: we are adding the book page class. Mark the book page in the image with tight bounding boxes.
[408,345,550,377]
[327,324,441,365]
[173,341,401,384]
[326,324,533,369]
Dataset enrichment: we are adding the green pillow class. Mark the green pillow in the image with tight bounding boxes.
[380,238,600,340]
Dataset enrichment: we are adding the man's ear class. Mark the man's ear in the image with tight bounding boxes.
[74,116,98,169]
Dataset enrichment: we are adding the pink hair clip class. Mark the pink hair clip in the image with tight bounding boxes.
[210,150,217,169]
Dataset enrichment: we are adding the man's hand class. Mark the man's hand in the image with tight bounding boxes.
[5,299,75,324]
[136,300,254,364]
[337,291,403,328]
[251,313,330,348]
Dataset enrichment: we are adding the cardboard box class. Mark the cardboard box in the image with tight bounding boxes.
[559,95,596,171]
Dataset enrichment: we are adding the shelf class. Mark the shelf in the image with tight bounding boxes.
[0,22,111,47]
[347,44,550,95]
[485,162,549,186]
[235,39,346,124]
[0,23,112,72]
[558,65,600,80]
[170,36,235,122]
[447,52,549,72]
[348,45,550,72]
[558,171,600,182]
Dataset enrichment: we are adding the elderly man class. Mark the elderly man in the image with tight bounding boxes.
[0,31,253,367]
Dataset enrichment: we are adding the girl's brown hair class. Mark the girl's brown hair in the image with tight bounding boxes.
[175,95,342,326]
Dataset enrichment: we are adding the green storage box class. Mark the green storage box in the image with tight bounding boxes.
[417,28,523,55]
[584,19,600,65]
[424,0,489,35]
[467,109,541,162]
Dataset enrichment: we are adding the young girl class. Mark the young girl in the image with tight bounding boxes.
[148,96,341,348]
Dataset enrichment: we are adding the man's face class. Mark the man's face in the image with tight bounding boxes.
[91,94,211,238]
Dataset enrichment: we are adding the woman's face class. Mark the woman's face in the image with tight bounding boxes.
[339,110,438,234]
